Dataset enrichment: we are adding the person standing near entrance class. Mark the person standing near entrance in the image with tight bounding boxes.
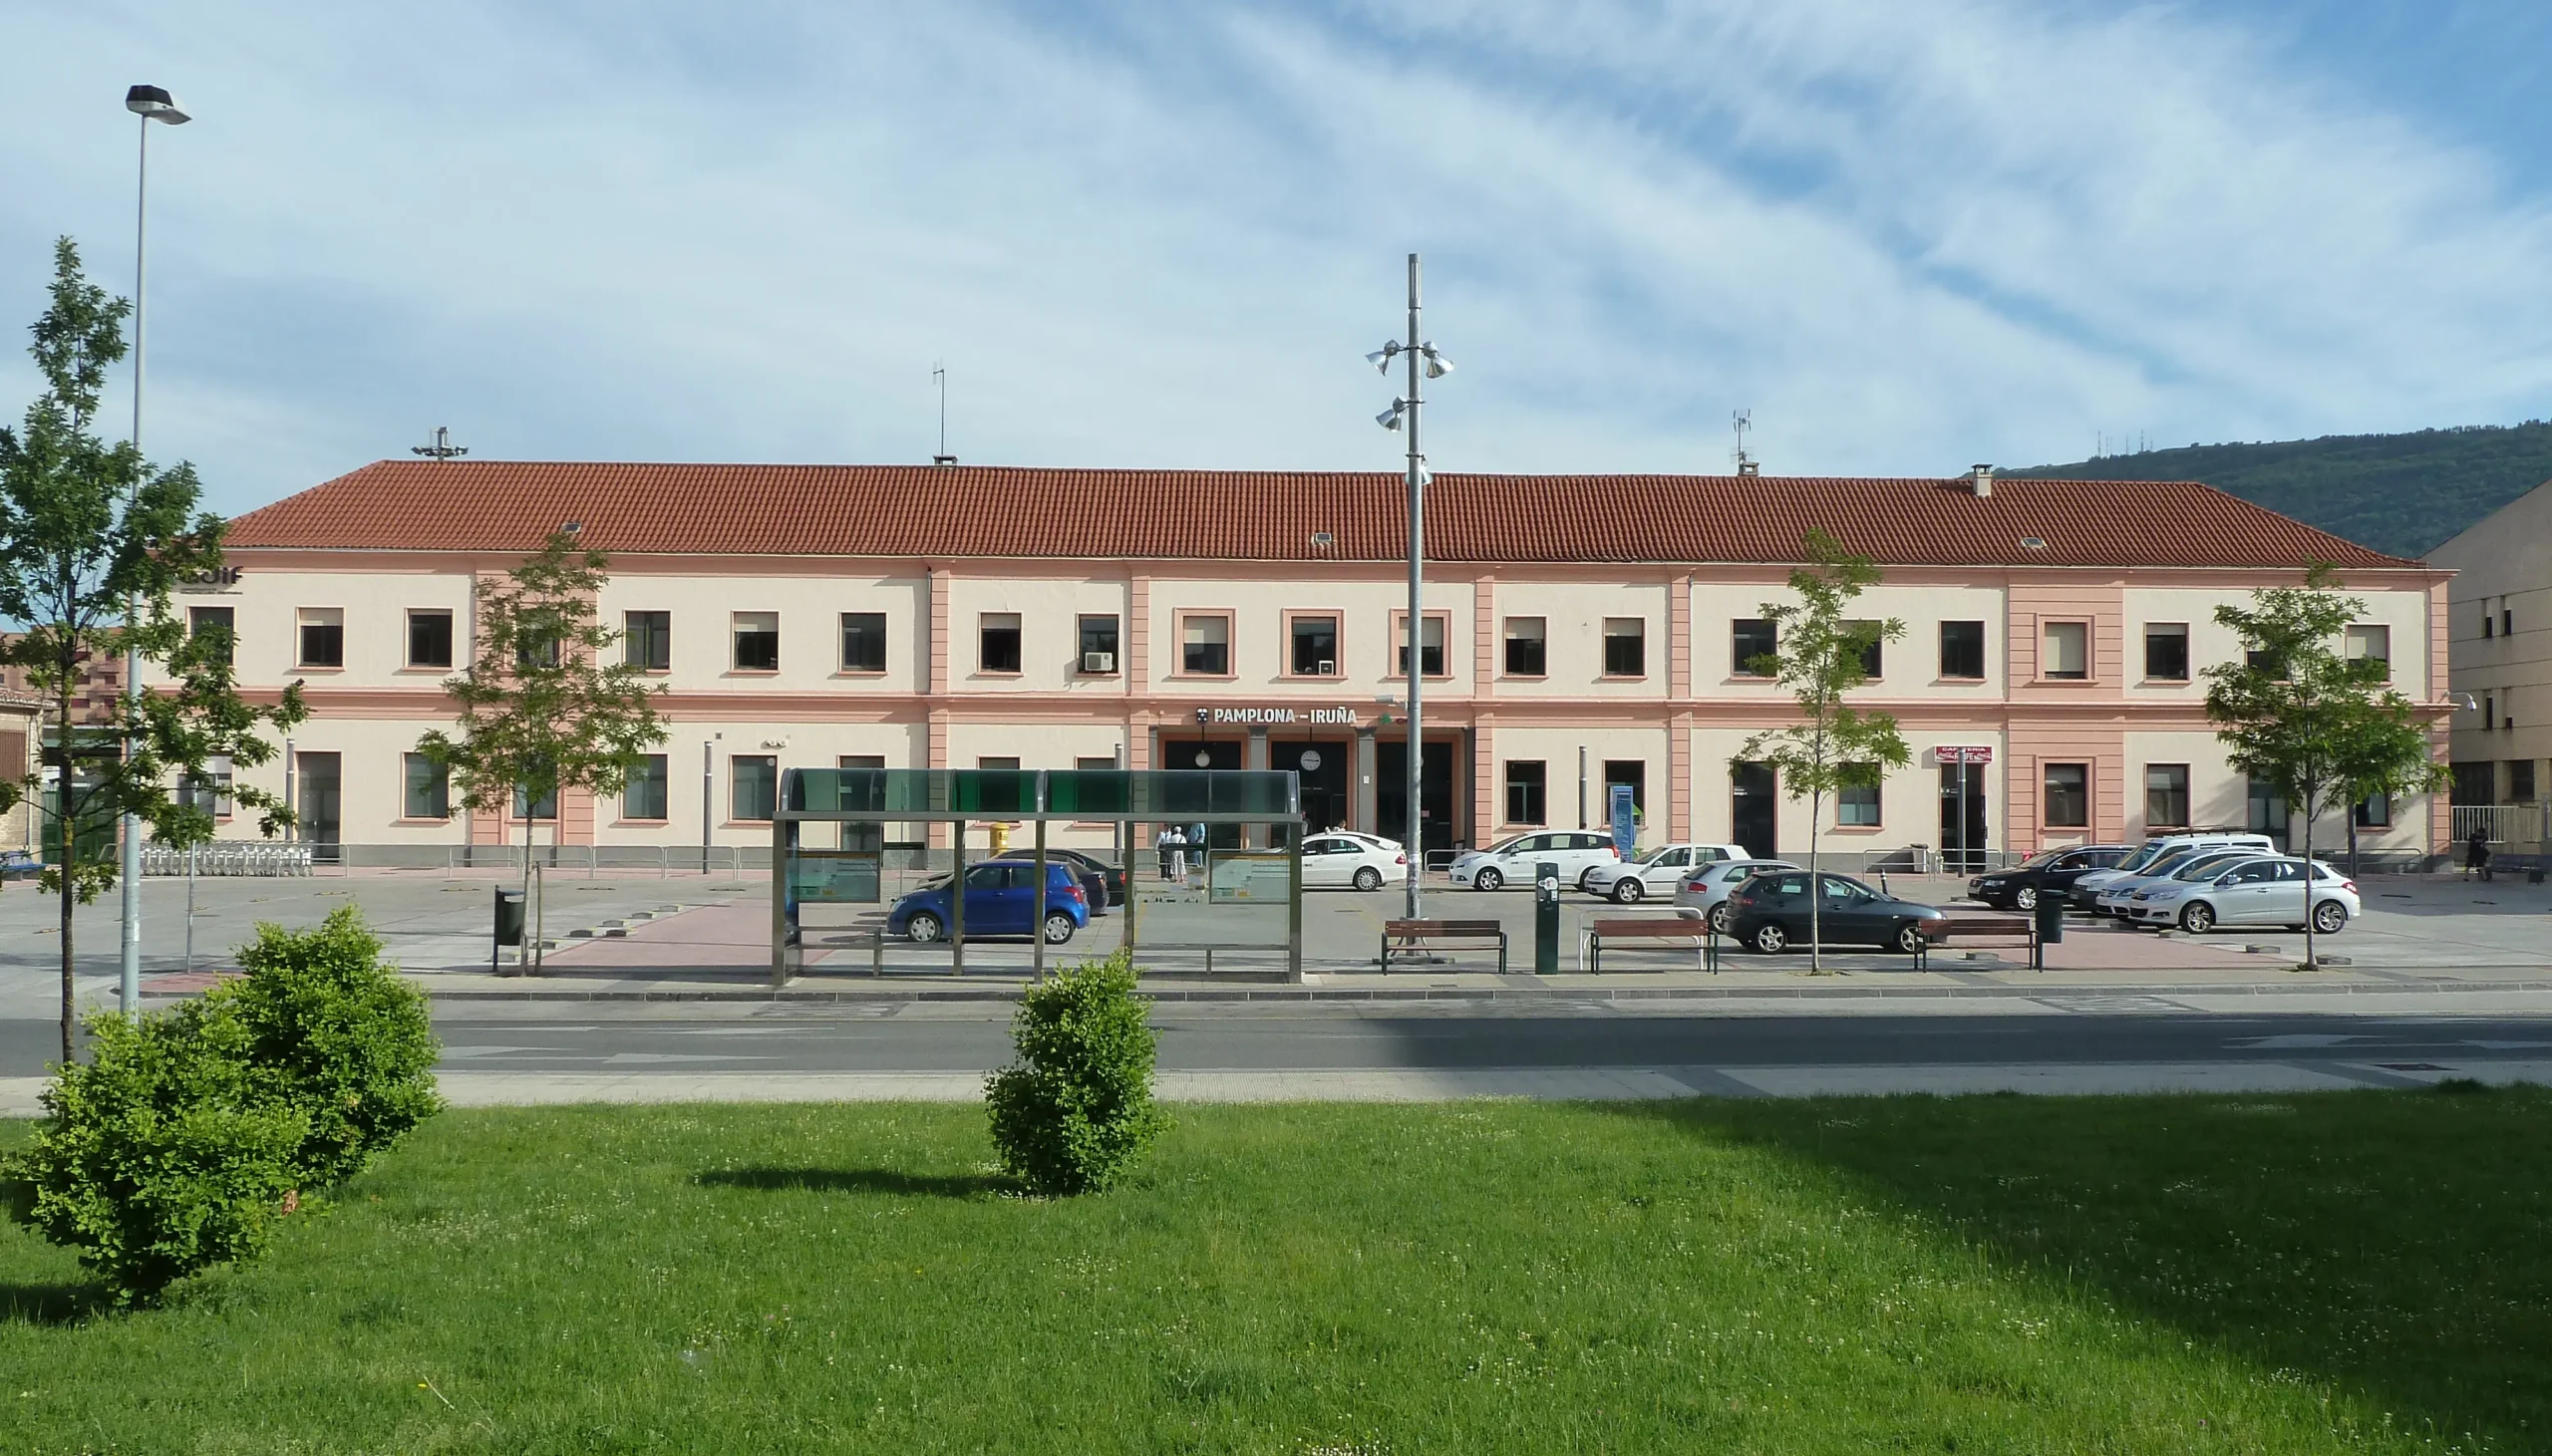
[1161,824,1187,884]
[2467,823,2493,882]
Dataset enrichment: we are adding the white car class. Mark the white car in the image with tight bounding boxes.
[2124,856,2361,934]
[1582,842,1751,903]
[1296,833,1409,891]
[2090,848,2259,918]
[1674,858,1802,932]
[2070,832,2278,913]
[1448,830,1621,892]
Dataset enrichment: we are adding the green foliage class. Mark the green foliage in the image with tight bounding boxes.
[210,906,444,1188]
[985,948,1167,1195]
[2008,420,2552,557]
[0,1005,308,1305]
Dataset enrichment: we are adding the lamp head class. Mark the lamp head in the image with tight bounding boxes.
[1422,346,1453,379]
[126,85,190,124]
[1376,404,1404,432]
[1367,344,1399,374]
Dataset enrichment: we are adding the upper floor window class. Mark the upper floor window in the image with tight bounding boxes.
[625,610,671,672]
[2143,623,2188,682]
[1503,617,1546,677]
[187,605,234,668]
[1939,620,1985,680]
[1180,614,1230,676]
[2042,621,2088,681]
[1289,614,1339,677]
[840,612,887,674]
[1394,613,1447,679]
[2344,624,2391,681]
[407,609,454,670]
[1845,621,1882,680]
[1732,618,1776,677]
[979,613,1022,674]
[1601,618,1646,678]
[296,608,344,669]
[732,612,779,672]
[2483,603,2495,638]
[1078,615,1119,675]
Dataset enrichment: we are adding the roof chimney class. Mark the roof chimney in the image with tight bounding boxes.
[1967,463,1995,497]
[1737,459,1760,478]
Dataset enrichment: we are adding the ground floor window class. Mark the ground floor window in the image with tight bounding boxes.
[2246,775,2289,837]
[2513,759,2540,804]
[403,752,450,819]
[1836,772,1880,826]
[2144,763,2189,828]
[2044,762,2088,827]
[731,755,778,822]
[2354,792,2391,828]
[1504,760,1546,826]
[622,753,668,820]
[512,779,557,821]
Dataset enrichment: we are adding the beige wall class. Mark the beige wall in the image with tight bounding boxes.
[2428,481,2552,800]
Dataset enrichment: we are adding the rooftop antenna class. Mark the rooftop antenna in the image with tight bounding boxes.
[1732,409,1758,477]
[411,425,468,462]
[931,362,956,465]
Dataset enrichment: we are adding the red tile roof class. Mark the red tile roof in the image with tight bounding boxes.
[226,461,2420,569]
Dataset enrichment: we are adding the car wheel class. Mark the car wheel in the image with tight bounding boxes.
[1893,921,1927,955]
[2178,902,2214,934]
[1708,902,1734,935]
[906,912,945,944]
[1612,879,1645,904]
[1751,922,1788,955]
[1352,866,1383,892]
[2312,900,2348,935]
[1578,868,1600,891]
[1474,867,1504,893]
[2014,886,2040,911]
[1043,912,1077,945]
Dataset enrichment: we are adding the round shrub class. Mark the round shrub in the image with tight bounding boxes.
[985,949,1167,1195]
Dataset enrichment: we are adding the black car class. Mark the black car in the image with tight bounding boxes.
[1967,844,2131,911]
[989,848,1122,911]
[1726,870,1949,955]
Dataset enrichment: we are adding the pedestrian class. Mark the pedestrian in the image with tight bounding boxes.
[1155,824,1173,881]
[1162,824,1187,884]
[2467,823,2493,882]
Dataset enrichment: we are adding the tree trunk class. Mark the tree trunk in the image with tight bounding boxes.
[2300,791,2317,969]
[534,820,548,973]
[1806,786,1824,973]
[518,808,533,973]
[55,687,76,1064]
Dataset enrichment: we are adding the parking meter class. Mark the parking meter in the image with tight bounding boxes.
[1534,861,1561,973]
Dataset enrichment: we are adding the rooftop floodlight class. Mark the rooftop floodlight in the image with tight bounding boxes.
[1367,343,1400,373]
[1376,403,1404,431]
[1422,346,1453,379]
[125,84,190,124]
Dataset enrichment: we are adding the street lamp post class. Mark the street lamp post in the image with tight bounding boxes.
[120,84,190,1016]
[1370,254,1452,919]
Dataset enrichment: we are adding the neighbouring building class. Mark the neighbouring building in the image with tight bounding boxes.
[2425,476,2552,849]
[172,460,2451,868]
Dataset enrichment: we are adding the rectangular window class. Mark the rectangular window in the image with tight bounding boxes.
[731,754,778,822]
[1503,761,1547,825]
[1074,755,1116,773]
[1602,759,1647,816]
[1602,618,1647,678]
[2345,624,2391,680]
[2504,608,2515,636]
[625,610,671,672]
[2450,760,2493,805]
[1289,614,1339,677]
[2247,775,2289,836]
[838,612,886,674]
[178,753,234,819]
[1837,772,1880,826]
[512,779,558,821]
[2354,791,2391,828]
[406,609,454,670]
[296,608,344,669]
[1503,617,1547,677]
[2514,760,2540,804]
[2044,762,2089,827]
[2144,623,2189,682]
[188,605,234,668]
[1180,614,1230,676]
[622,753,669,820]
[1732,618,1776,677]
[403,752,451,819]
[1939,620,1985,680]
[2482,605,2495,639]
[979,613,1022,674]
[1394,613,1447,678]
[1845,622,1882,680]
[732,611,780,672]
[978,755,1022,771]
[2043,621,2087,680]
[1077,615,1119,675]
[2145,763,2190,828]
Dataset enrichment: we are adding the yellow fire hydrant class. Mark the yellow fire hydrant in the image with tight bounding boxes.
[986,821,1013,855]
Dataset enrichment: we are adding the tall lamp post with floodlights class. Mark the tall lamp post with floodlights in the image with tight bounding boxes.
[1369,253,1452,919]
[118,84,190,1015]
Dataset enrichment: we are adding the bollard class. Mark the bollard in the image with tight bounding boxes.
[1534,861,1561,974]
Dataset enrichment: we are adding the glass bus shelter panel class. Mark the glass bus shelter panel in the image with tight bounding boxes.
[785,767,949,816]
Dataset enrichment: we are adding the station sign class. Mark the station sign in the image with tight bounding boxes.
[1194,706,1359,727]
[1933,745,1995,764]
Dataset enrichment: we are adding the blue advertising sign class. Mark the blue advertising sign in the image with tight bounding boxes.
[1609,783,1637,860]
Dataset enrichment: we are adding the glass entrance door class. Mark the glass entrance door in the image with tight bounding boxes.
[1939,763,1989,873]
[1273,739,1348,835]
[1375,737,1456,854]
[298,751,343,865]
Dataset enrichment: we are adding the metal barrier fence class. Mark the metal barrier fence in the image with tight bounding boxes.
[2453,804,2546,847]
[141,844,314,877]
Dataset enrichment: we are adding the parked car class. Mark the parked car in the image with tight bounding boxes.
[2091,848,2262,919]
[1297,833,1410,891]
[2123,856,2361,934]
[1674,858,1802,932]
[1448,830,1621,892]
[1582,842,1750,903]
[1330,830,1404,856]
[990,848,1117,912]
[1725,869,1950,955]
[2069,832,2278,912]
[0,849,38,881]
[888,860,1089,944]
[1967,844,2132,911]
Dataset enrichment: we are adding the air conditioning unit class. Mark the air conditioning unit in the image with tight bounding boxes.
[1082,652,1116,674]
[1317,660,1336,676]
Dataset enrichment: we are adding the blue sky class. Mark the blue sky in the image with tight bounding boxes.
[3,0,2548,518]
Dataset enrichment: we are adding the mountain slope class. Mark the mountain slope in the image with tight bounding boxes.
[2004,421,2552,559]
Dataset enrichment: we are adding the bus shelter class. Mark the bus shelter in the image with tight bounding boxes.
[771,766,1304,987]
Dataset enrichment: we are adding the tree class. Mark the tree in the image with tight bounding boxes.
[418,531,665,971]
[2203,564,2441,967]
[0,239,303,1062]
[1733,529,1909,971]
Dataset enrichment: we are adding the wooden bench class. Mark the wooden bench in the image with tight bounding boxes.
[1584,915,1718,973]
[1382,919,1507,974]
[1914,913,2041,971]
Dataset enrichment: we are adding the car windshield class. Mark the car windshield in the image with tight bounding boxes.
[2015,848,2071,870]
[1482,836,1530,855]
[2171,853,2248,881]
[1639,846,1681,865]
[2140,851,2200,878]
[2114,843,2176,874]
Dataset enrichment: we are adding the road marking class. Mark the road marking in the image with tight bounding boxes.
[2229,1033,2367,1048]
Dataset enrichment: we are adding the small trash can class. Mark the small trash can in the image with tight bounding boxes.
[493,888,526,948]
[2034,893,2064,945]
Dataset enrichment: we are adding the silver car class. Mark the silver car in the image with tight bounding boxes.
[1673,858,1802,933]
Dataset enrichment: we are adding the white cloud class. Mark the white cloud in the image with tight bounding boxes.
[1,0,2546,518]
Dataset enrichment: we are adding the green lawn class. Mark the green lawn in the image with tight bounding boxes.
[4,1087,2547,1453]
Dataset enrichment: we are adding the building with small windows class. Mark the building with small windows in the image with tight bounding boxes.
[176,460,2453,868]
[2426,477,2552,849]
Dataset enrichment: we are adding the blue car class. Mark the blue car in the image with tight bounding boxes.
[888,861,1090,945]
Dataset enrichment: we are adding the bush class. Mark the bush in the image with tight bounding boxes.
[211,906,443,1187]
[1,1008,309,1305]
[985,949,1167,1195]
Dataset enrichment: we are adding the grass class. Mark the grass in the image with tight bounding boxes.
[4,1087,2549,1453]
